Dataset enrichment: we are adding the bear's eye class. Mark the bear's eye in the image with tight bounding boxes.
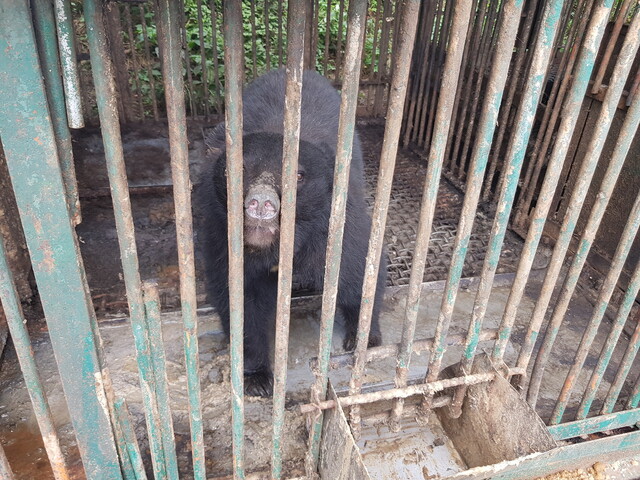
[297,171,305,183]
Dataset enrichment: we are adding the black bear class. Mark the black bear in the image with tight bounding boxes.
[197,69,386,397]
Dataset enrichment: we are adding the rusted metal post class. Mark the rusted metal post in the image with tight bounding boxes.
[347,0,421,440]
[113,399,149,480]
[493,0,614,362]
[306,0,369,472]
[223,2,246,477]
[549,189,640,424]
[140,4,160,121]
[0,2,122,475]
[156,0,206,476]
[578,258,640,419]
[53,0,84,128]
[0,236,69,480]
[31,0,81,225]
[271,1,306,478]
[591,0,633,94]
[390,0,474,429]
[524,13,640,406]
[602,309,640,414]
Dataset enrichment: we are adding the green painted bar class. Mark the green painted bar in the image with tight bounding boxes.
[550,189,640,424]
[271,0,306,477]
[390,0,474,427]
[307,0,369,471]
[53,0,84,128]
[577,257,640,419]
[493,0,614,362]
[114,398,149,480]
[547,408,640,440]
[155,0,206,477]
[143,283,180,479]
[0,236,69,480]
[523,9,640,407]
[0,443,14,480]
[423,0,524,409]
[222,2,246,477]
[82,0,172,477]
[31,0,81,224]
[0,2,122,477]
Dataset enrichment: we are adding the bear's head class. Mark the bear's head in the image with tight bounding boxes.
[212,132,335,251]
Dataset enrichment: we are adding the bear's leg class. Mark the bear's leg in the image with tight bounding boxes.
[243,274,277,397]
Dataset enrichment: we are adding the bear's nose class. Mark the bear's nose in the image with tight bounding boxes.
[244,189,280,220]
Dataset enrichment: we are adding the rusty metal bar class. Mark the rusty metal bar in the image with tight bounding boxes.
[524,15,640,406]
[482,0,540,201]
[113,399,148,480]
[0,443,14,480]
[373,0,392,116]
[123,5,144,121]
[54,0,84,128]
[196,0,210,117]
[514,0,593,227]
[31,0,81,225]
[0,2,122,475]
[306,0,368,471]
[156,0,206,476]
[302,372,498,413]
[271,1,306,477]
[602,309,640,414]
[140,4,160,121]
[143,282,180,478]
[421,0,535,418]
[390,0,474,429]
[347,0,421,440]
[493,0,614,362]
[223,2,245,477]
[578,259,640,419]
[550,189,640,424]
[591,0,633,94]
[0,236,69,480]
[180,0,197,116]
[209,0,222,113]
[627,67,640,107]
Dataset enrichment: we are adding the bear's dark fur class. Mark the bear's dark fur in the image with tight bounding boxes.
[196,69,386,397]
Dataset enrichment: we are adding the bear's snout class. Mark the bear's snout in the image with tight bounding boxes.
[244,186,280,221]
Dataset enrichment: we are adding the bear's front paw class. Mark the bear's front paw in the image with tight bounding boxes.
[245,370,274,397]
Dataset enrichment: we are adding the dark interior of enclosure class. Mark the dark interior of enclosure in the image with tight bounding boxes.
[1,0,640,479]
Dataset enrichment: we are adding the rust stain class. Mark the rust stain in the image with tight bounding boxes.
[40,240,55,272]
[34,136,43,145]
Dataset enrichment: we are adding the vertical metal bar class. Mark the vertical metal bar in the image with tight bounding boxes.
[179,0,197,116]
[482,0,540,201]
[347,0,421,439]
[418,0,524,416]
[390,0,474,428]
[53,0,84,128]
[524,14,640,405]
[577,259,640,419]
[323,0,332,75]
[140,4,160,121]
[0,2,122,476]
[0,443,14,480]
[493,0,614,362]
[550,190,640,424]
[602,310,640,414]
[591,0,633,94]
[156,0,206,477]
[223,2,245,477]
[123,5,145,121]
[514,0,593,227]
[31,0,81,225]
[209,0,223,113]
[264,0,271,70]
[196,0,210,117]
[113,399,149,480]
[271,3,306,477]
[306,0,369,471]
[0,238,69,480]
[143,282,180,478]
